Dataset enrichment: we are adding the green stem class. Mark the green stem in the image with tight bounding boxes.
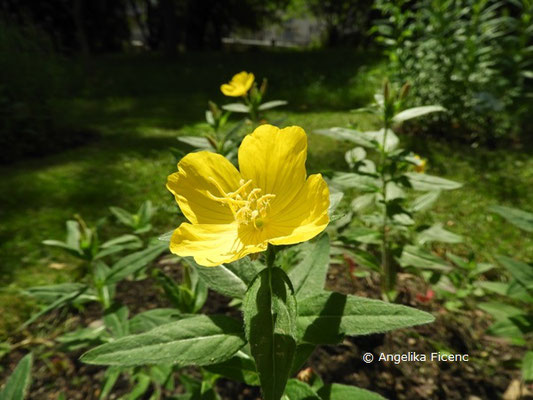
[265,244,276,269]
[380,117,393,298]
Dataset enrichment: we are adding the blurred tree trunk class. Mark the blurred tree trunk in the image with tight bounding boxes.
[128,0,149,45]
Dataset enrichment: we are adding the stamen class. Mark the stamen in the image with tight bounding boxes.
[205,176,276,231]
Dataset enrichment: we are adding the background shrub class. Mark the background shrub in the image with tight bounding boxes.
[373,0,533,143]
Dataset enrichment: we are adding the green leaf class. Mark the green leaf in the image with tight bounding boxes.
[345,147,366,168]
[523,351,533,381]
[328,192,344,217]
[496,256,533,290]
[105,242,167,285]
[351,193,375,212]
[41,240,82,258]
[398,245,452,272]
[288,235,330,300]
[158,230,173,242]
[282,379,321,399]
[405,173,462,191]
[478,302,523,320]
[0,353,33,400]
[258,100,288,111]
[314,128,368,145]
[290,344,316,376]
[96,234,143,259]
[137,200,154,227]
[243,267,297,400]
[487,315,531,343]
[109,207,134,227]
[128,308,185,334]
[222,103,250,113]
[23,286,89,327]
[99,366,123,400]
[341,227,381,245]
[65,220,81,250]
[410,191,441,212]
[393,105,446,123]
[317,383,386,400]
[177,136,213,150]
[365,129,399,152]
[416,224,463,245]
[104,304,129,338]
[23,283,89,303]
[296,292,434,344]
[188,257,263,299]
[100,234,142,248]
[489,205,533,232]
[127,373,151,400]
[56,326,106,351]
[205,351,260,386]
[331,173,379,191]
[81,315,246,367]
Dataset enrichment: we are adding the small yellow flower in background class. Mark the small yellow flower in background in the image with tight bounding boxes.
[413,155,427,173]
[220,71,255,97]
[167,125,330,266]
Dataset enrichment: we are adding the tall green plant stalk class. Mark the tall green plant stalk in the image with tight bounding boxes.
[379,81,395,298]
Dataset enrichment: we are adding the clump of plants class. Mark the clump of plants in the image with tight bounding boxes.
[317,80,463,299]
[373,0,533,142]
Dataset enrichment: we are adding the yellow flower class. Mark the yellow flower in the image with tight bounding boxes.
[413,155,427,173]
[167,125,330,267]
[220,71,255,97]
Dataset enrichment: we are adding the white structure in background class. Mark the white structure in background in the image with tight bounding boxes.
[222,18,323,49]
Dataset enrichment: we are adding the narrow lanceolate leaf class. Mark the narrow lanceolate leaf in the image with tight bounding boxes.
[393,105,446,123]
[405,173,462,191]
[416,224,463,245]
[258,100,288,111]
[283,379,321,399]
[297,292,434,344]
[177,136,212,150]
[410,191,441,212]
[317,383,386,400]
[128,308,186,334]
[523,351,533,381]
[188,257,263,299]
[496,256,533,290]
[104,304,129,338]
[331,173,379,192]
[205,351,260,386]
[398,245,451,272]
[105,242,167,284]
[0,353,33,400]
[314,127,366,144]
[289,235,330,300]
[81,315,245,367]
[489,205,533,232]
[222,103,250,113]
[244,267,297,400]
[23,286,89,327]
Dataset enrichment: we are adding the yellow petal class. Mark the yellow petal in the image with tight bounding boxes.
[239,125,308,212]
[220,71,254,97]
[167,151,241,224]
[221,83,243,97]
[268,173,330,245]
[170,222,266,266]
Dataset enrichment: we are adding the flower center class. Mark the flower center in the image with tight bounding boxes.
[207,178,275,230]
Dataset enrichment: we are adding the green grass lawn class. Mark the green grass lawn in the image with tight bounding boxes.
[1,49,532,339]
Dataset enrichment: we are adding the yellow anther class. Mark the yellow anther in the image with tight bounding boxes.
[207,176,276,230]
